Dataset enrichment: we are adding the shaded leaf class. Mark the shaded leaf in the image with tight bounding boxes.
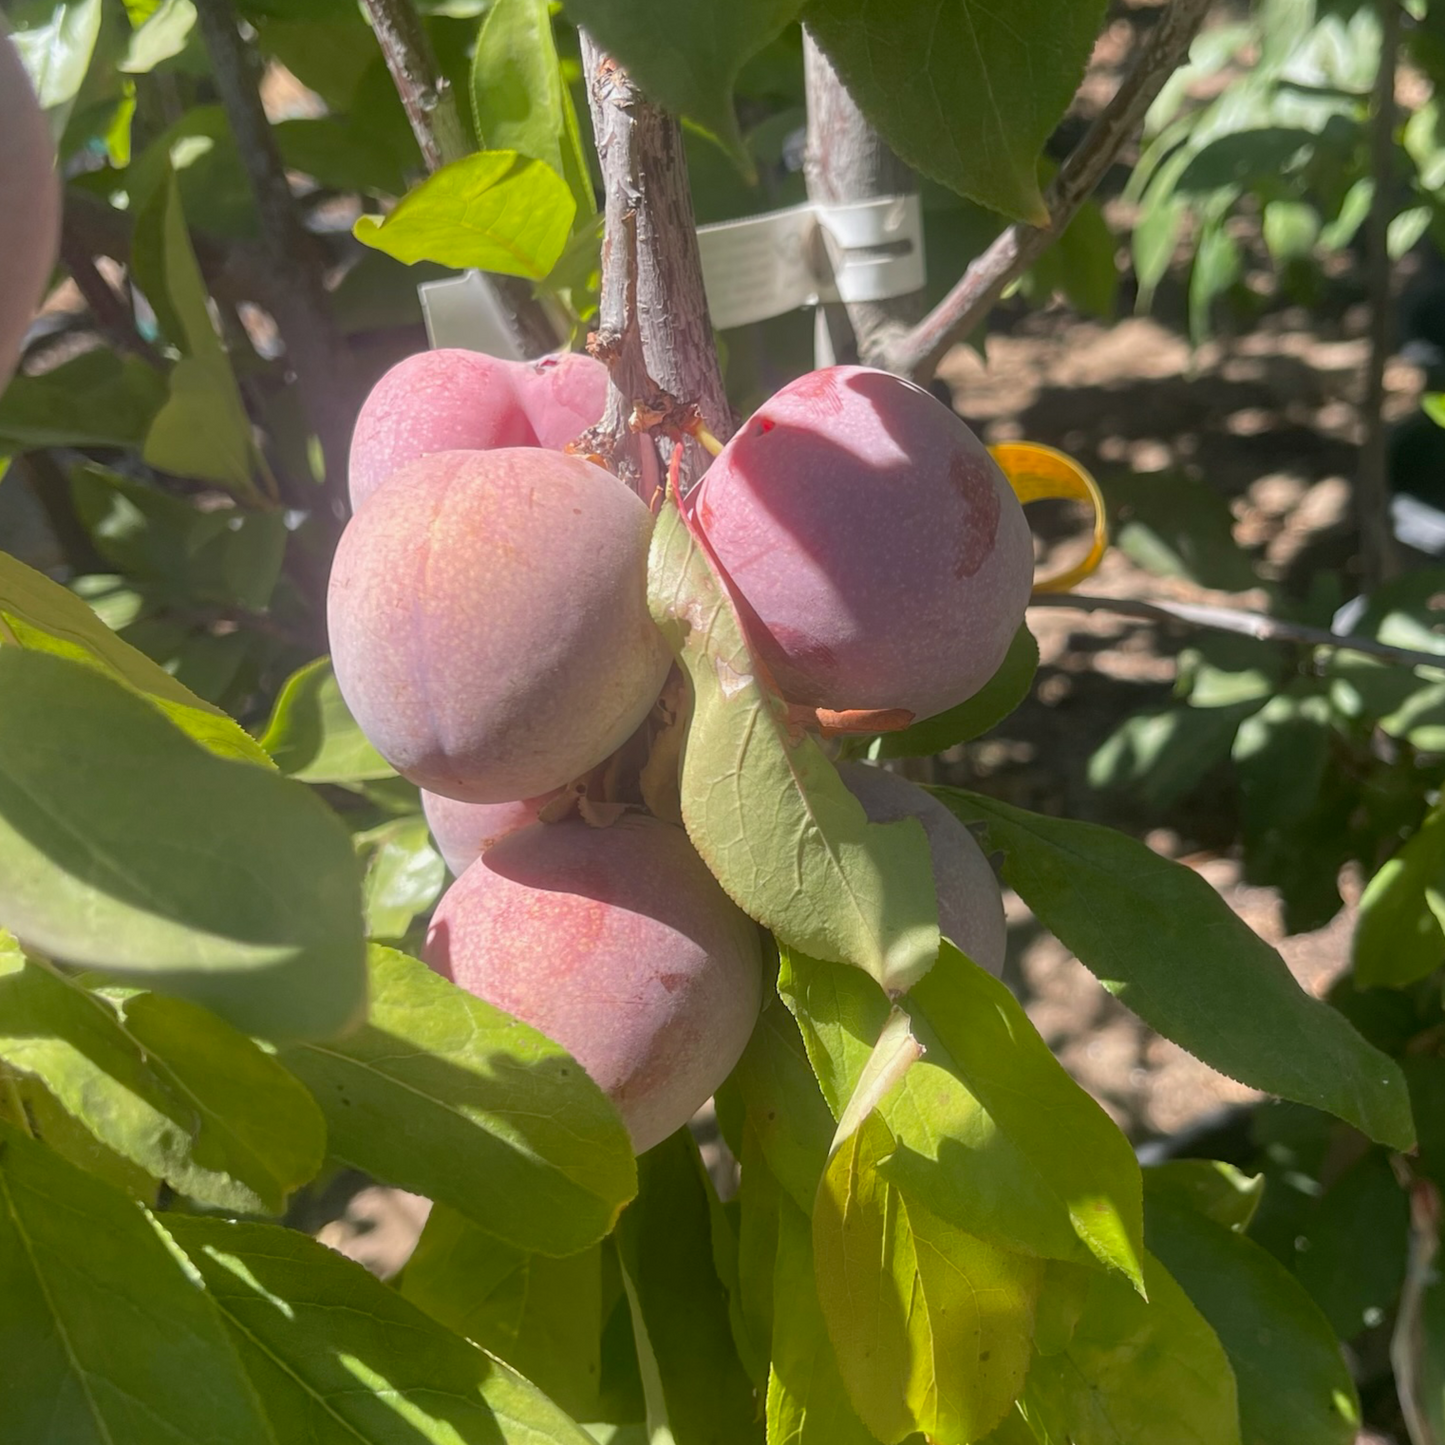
[402,1204,603,1422]
[0,934,324,1213]
[936,789,1416,1151]
[0,649,366,1039]
[1354,803,1445,989]
[558,0,799,173]
[613,1131,761,1445]
[1104,471,1257,592]
[258,656,396,782]
[165,1215,595,1445]
[1143,1160,1264,1233]
[1145,1193,1359,1445]
[359,815,445,940]
[0,1120,276,1445]
[0,351,166,451]
[354,150,575,279]
[0,547,271,764]
[648,497,939,993]
[1027,1250,1241,1445]
[279,946,635,1257]
[803,0,1109,222]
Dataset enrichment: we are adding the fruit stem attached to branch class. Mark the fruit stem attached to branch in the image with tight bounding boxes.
[1030,591,1445,671]
[360,0,559,359]
[883,0,1215,382]
[578,32,733,498]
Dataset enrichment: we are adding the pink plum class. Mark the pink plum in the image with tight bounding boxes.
[424,815,764,1153]
[689,366,1034,722]
[0,34,59,393]
[328,447,670,803]
[421,787,567,877]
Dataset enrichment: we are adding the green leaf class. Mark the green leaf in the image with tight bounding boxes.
[0,935,324,1213]
[71,465,286,611]
[803,0,1109,223]
[868,624,1038,759]
[119,0,196,72]
[1088,702,1257,812]
[1354,803,1445,988]
[273,115,407,195]
[613,1131,762,1445]
[1143,1160,1264,1233]
[0,1120,277,1445]
[0,351,166,451]
[766,1193,879,1445]
[359,815,445,939]
[0,547,272,765]
[401,1204,604,1421]
[279,946,635,1257]
[472,0,594,220]
[1145,1194,1359,1445]
[1026,1250,1241,1445]
[936,789,1417,1151]
[1104,471,1257,592]
[733,1000,834,1214]
[1291,1149,1409,1340]
[0,650,366,1039]
[131,169,259,498]
[164,1215,596,1445]
[258,656,396,782]
[647,498,939,993]
[784,944,1145,1284]
[558,0,799,175]
[812,1112,1042,1444]
[353,150,575,279]
[1262,199,1320,261]
[10,0,103,122]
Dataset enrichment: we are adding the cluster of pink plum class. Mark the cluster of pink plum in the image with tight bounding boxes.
[329,350,1034,1152]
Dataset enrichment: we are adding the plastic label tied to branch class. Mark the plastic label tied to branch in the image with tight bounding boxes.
[991,442,1109,594]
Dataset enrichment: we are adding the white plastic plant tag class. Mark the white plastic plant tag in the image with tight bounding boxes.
[418,270,529,359]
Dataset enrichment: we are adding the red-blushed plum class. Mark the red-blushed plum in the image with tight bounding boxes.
[348,349,607,508]
[0,33,59,393]
[688,366,1033,722]
[421,787,566,877]
[328,447,670,803]
[424,815,764,1153]
[836,761,1006,976]
[348,351,533,508]
[513,350,608,451]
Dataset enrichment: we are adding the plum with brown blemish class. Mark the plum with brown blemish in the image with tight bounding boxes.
[421,787,569,877]
[688,366,1033,722]
[328,447,670,803]
[424,814,764,1153]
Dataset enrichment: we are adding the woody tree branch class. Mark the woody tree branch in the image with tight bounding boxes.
[881,0,1215,382]
[578,32,733,498]
[360,0,559,358]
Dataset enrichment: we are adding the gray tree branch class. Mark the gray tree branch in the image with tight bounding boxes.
[1029,591,1445,671]
[360,0,558,358]
[578,33,732,498]
[884,0,1215,382]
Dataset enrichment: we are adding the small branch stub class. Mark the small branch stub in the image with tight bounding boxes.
[579,35,733,497]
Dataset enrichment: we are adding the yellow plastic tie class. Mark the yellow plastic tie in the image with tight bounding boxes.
[990,441,1109,595]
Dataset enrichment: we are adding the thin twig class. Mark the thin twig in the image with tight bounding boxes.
[1391,1179,1442,1445]
[578,34,733,497]
[57,227,163,369]
[360,0,558,358]
[193,0,356,520]
[1029,591,1445,671]
[1359,0,1403,588]
[802,30,924,370]
[885,0,1215,381]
